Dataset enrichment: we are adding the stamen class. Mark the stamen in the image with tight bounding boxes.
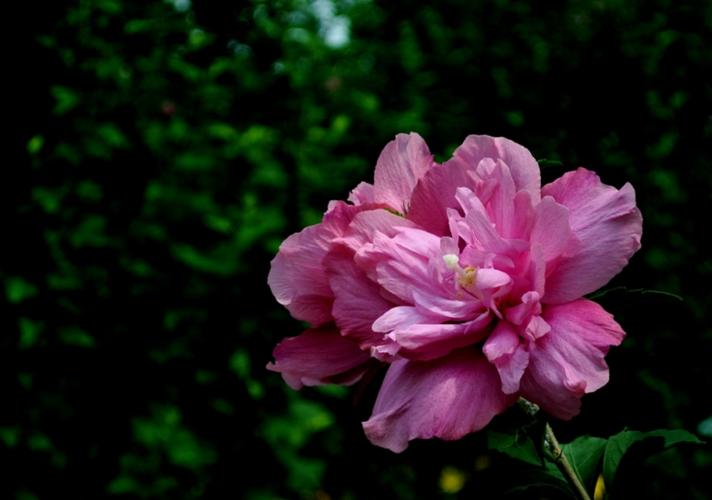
[442,253,460,270]
[459,267,477,287]
[443,254,478,288]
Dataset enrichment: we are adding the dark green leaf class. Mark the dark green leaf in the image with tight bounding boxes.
[603,429,703,488]
[487,429,544,466]
[562,436,607,492]
[502,467,574,499]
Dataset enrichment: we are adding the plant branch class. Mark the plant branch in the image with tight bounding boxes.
[544,422,592,500]
[518,399,592,500]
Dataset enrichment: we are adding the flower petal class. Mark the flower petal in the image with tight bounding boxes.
[267,326,372,389]
[407,158,478,235]
[519,299,625,419]
[373,132,434,213]
[355,227,442,304]
[267,201,362,326]
[483,322,530,394]
[530,195,574,263]
[338,208,415,251]
[450,135,541,201]
[362,349,515,452]
[348,181,375,205]
[390,311,492,361]
[541,168,643,303]
[325,244,393,350]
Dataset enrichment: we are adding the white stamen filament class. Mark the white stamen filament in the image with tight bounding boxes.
[443,253,477,288]
[442,253,460,271]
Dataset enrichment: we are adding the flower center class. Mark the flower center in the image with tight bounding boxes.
[442,253,478,288]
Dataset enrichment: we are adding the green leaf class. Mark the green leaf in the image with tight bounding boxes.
[501,467,573,498]
[487,429,543,466]
[562,436,607,492]
[603,429,703,488]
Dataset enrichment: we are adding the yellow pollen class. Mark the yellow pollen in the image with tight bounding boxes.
[458,266,477,287]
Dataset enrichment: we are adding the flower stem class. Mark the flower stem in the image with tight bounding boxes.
[544,422,592,500]
[518,399,592,500]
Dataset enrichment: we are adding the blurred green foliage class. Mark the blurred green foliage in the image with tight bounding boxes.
[3,0,711,498]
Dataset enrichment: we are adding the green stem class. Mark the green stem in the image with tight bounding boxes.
[518,399,592,500]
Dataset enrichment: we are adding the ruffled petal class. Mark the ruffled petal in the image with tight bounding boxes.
[325,244,393,350]
[483,321,530,394]
[348,181,375,205]
[407,161,479,235]
[530,195,574,264]
[337,208,415,251]
[373,132,434,213]
[267,326,372,389]
[409,135,540,236]
[355,227,442,304]
[267,201,362,326]
[450,135,541,201]
[541,168,643,303]
[519,299,625,419]
[389,311,492,361]
[362,349,515,452]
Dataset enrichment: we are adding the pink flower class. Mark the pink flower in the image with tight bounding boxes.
[267,133,642,452]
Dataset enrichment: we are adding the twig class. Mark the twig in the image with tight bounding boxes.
[518,399,592,500]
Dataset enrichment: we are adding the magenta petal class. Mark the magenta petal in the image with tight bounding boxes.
[373,132,434,213]
[392,311,492,361]
[483,322,530,394]
[408,161,478,235]
[372,306,433,333]
[348,181,375,205]
[362,349,515,452]
[530,196,573,263]
[268,225,334,326]
[519,299,625,419]
[325,245,393,349]
[541,168,643,303]
[267,326,371,389]
[338,208,416,251]
[450,135,541,201]
[267,201,361,326]
[356,228,442,304]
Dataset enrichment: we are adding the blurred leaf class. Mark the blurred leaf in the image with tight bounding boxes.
[70,215,110,248]
[0,427,20,448]
[27,135,45,155]
[171,243,241,276]
[51,85,80,115]
[697,416,712,438]
[59,327,95,348]
[6,277,38,303]
[18,318,43,349]
[133,405,217,468]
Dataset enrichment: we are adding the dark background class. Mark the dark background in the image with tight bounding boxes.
[3,0,711,498]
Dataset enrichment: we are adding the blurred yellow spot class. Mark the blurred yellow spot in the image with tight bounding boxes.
[474,454,491,471]
[594,474,606,500]
[440,466,466,494]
